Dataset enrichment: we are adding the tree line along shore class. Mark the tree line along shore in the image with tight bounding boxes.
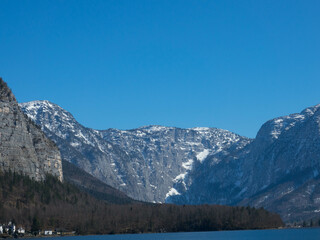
[0,171,283,235]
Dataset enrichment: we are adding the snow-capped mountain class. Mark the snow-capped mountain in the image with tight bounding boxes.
[168,104,320,221]
[20,100,250,202]
[21,100,320,221]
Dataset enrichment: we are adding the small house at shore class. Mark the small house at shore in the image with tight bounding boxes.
[17,227,25,234]
[44,230,53,235]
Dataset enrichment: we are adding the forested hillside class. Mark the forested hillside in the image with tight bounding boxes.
[0,171,283,234]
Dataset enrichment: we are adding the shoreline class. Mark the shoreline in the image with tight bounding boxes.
[4,226,315,239]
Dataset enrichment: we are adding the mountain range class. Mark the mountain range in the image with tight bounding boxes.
[19,100,249,203]
[20,99,320,222]
[0,78,284,234]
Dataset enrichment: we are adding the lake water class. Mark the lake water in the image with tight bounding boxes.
[23,228,320,240]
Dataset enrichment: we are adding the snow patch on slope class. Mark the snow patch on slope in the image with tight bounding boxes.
[196,149,210,162]
[166,187,180,198]
[182,159,193,170]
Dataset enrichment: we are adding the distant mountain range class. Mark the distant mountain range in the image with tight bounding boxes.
[20,100,320,222]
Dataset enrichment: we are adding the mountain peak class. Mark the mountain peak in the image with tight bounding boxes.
[138,125,172,132]
[20,100,58,109]
[0,78,16,102]
[300,103,320,116]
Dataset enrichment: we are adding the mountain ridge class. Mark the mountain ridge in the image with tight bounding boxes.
[20,100,250,202]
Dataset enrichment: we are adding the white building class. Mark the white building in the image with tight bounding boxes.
[44,230,53,235]
[17,227,25,234]
[0,225,3,234]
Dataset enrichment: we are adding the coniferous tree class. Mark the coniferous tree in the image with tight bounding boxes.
[31,216,41,234]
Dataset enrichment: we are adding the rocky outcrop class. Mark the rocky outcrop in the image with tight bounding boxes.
[0,79,63,181]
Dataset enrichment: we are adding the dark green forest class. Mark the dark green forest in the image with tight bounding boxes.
[0,171,283,235]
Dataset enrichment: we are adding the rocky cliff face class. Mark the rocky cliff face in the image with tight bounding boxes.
[0,79,63,181]
[19,100,250,202]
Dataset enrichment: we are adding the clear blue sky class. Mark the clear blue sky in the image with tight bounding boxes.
[1,0,320,138]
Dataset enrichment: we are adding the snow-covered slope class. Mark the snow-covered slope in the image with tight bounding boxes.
[20,100,250,202]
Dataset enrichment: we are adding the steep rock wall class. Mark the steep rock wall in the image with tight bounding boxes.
[0,79,63,181]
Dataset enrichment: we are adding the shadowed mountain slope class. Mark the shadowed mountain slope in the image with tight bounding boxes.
[168,104,320,222]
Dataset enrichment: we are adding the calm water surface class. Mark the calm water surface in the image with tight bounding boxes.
[23,228,320,240]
